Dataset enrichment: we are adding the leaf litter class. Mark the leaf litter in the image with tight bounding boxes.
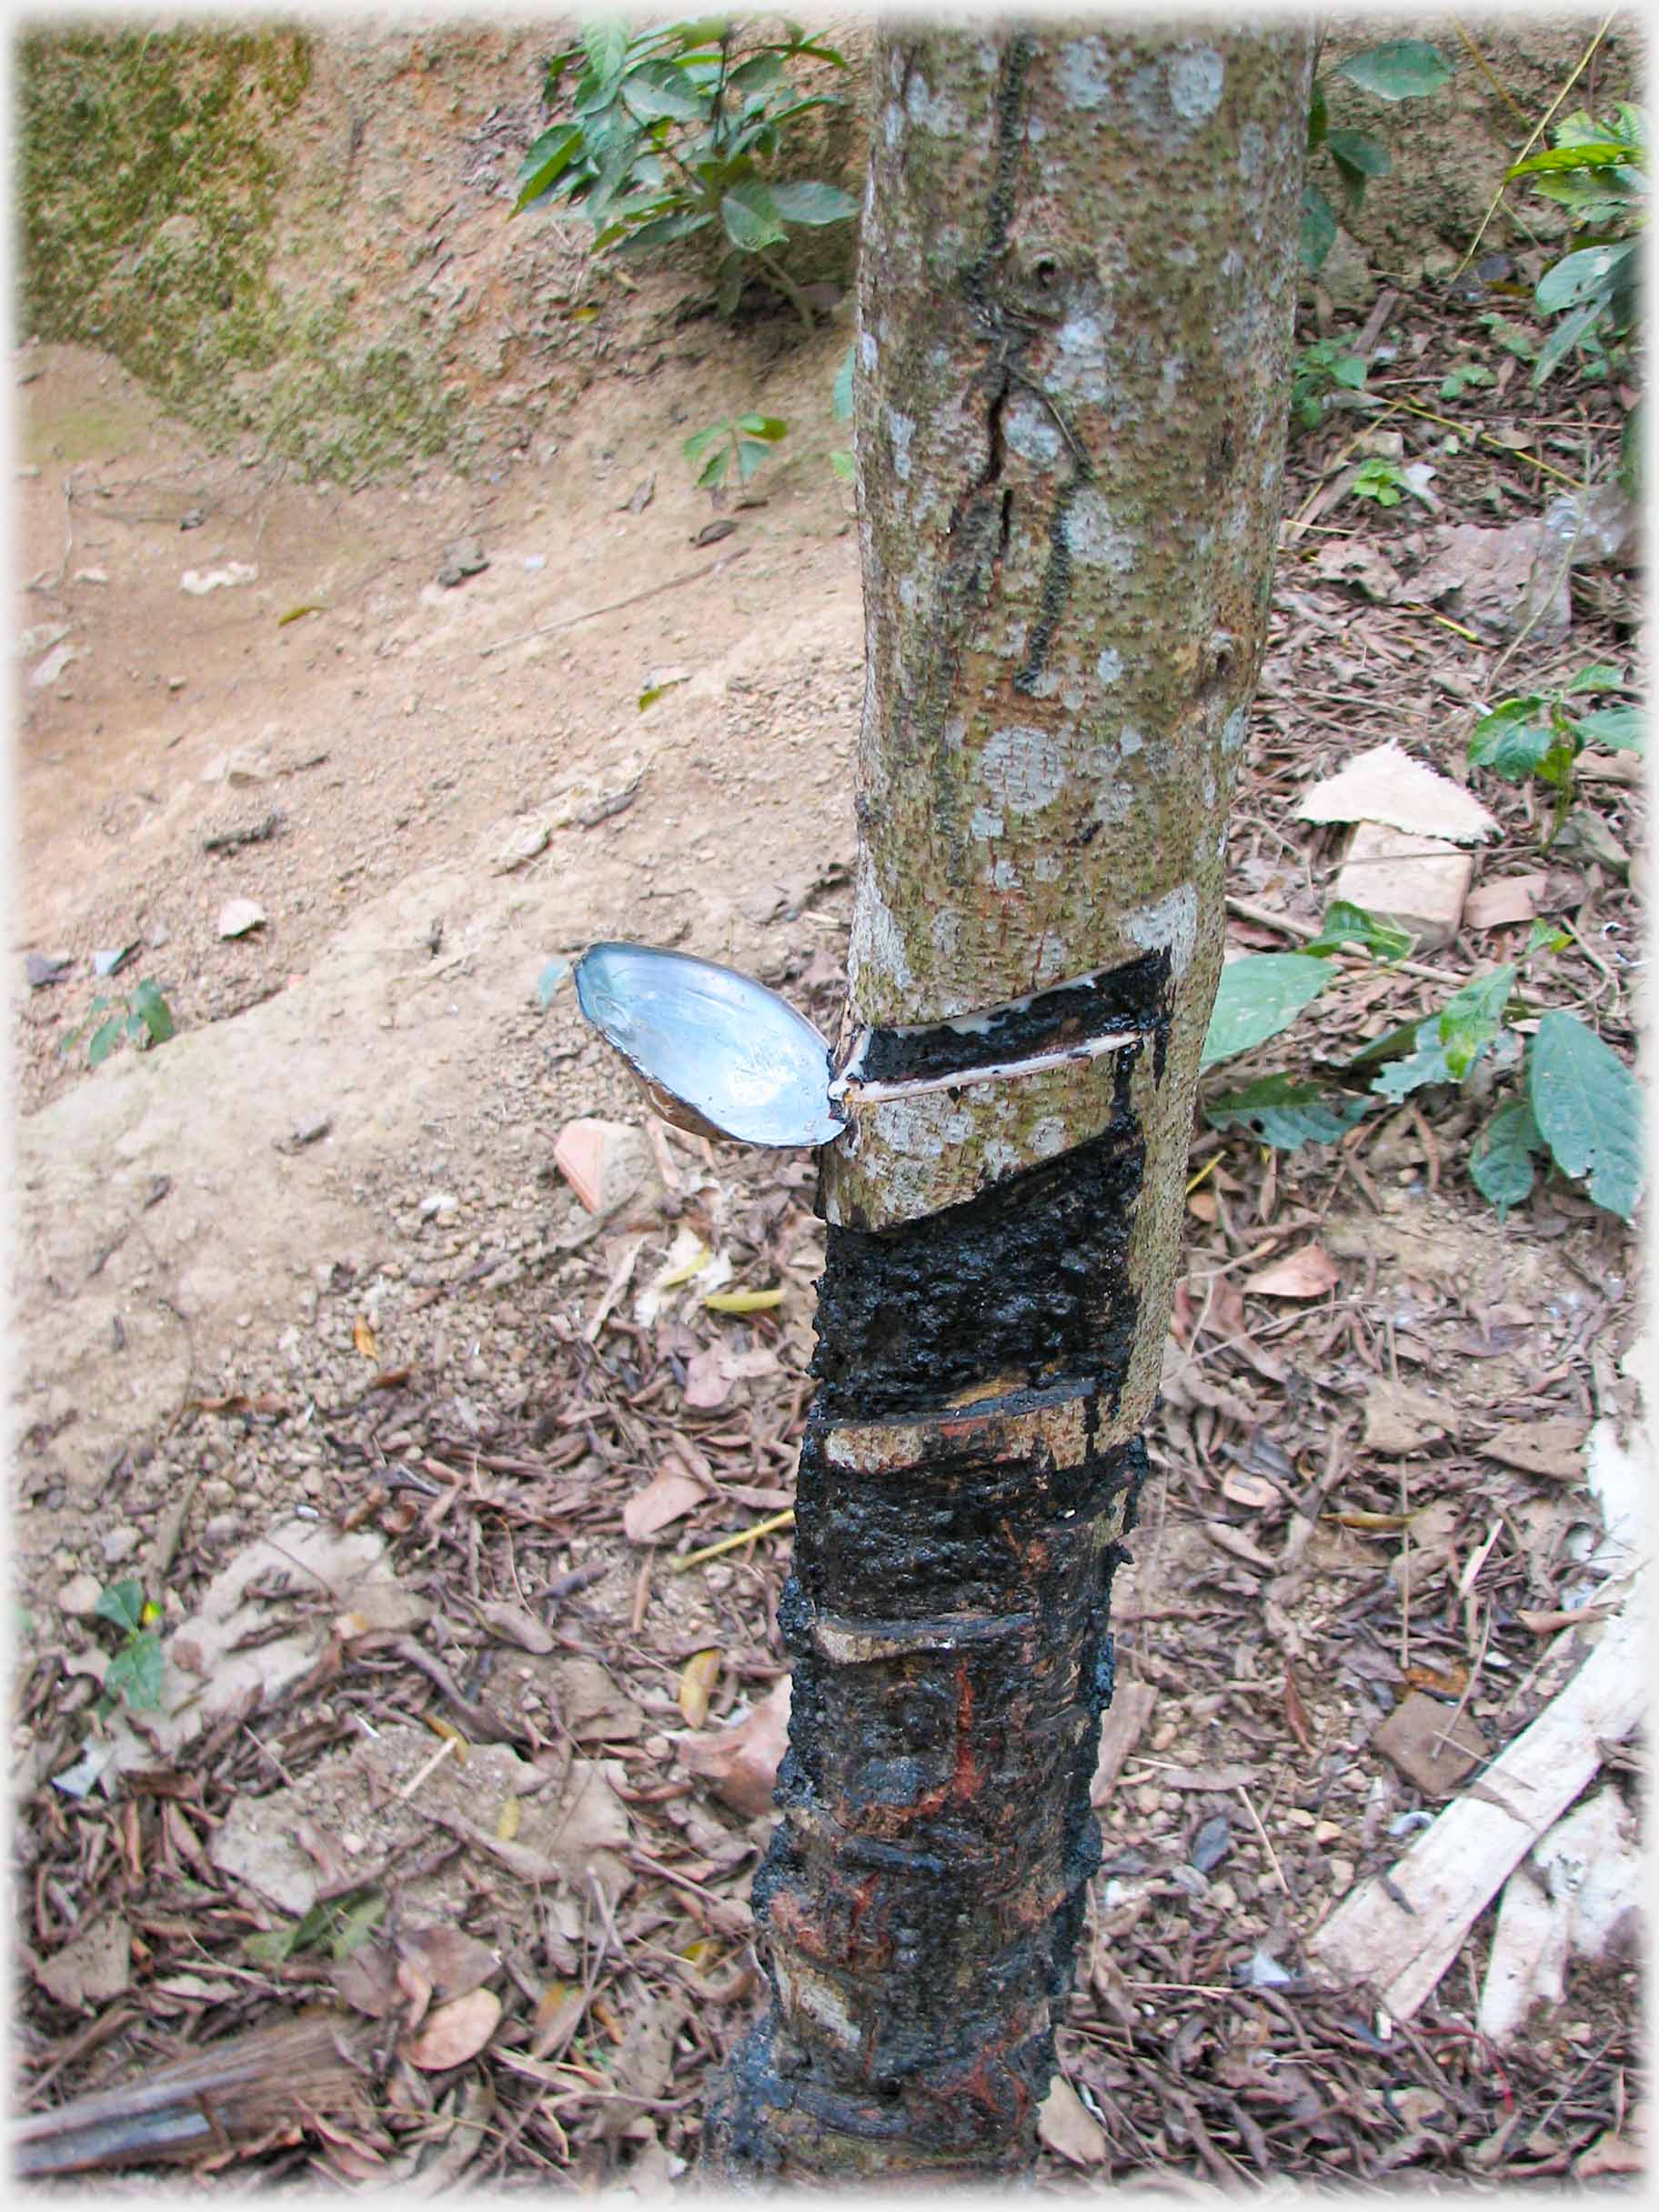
[12,175,1644,2199]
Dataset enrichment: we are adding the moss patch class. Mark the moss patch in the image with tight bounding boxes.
[17,25,460,478]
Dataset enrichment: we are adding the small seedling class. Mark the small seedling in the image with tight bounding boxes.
[246,1887,386,1966]
[94,1579,165,1713]
[1351,456,1407,506]
[1468,663,1642,840]
[1504,103,1644,385]
[1199,904,1644,1222]
[1439,358,1496,401]
[1291,337,1369,430]
[684,412,789,494]
[59,977,174,1066]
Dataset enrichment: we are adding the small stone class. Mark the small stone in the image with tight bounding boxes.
[420,1191,459,1220]
[217,898,267,939]
[1332,822,1473,953]
[57,1574,105,1617]
[203,1513,239,1545]
[25,952,74,989]
[201,1478,236,1508]
[99,1526,141,1566]
[552,1118,649,1215]
[92,946,136,979]
[181,562,257,596]
[1372,1690,1491,1799]
[437,538,489,588]
[73,568,109,585]
[167,675,187,690]
[492,817,552,873]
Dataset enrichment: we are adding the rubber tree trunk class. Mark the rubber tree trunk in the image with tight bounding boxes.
[702,23,1312,2182]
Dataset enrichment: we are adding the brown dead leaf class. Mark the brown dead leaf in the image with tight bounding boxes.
[678,1647,722,1729]
[678,1675,789,1818]
[397,1927,498,2000]
[396,1957,433,2031]
[1463,875,1543,930]
[332,1945,402,2018]
[478,1601,556,1654]
[1363,1377,1453,1456]
[186,1392,287,1417]
[1245,1243,1338,1299]
[1483,1418,1589,1481]
[1221,1470,1279,1510]
[1283,1663,1313,1755]
[1204,1521,1277,1573]
[352,1315,378,1360]
[1372,1691,1491,1798]
[399,1987,501,2071]
[1039,2075,1108,2166]
[35,1913,132,2009]
[623,1466,705,1542]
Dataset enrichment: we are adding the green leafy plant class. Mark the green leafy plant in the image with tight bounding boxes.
[1439,357,1497,401]
[1351,455,1407,506]
[1302,40,1453,272]
[1291,337,1369,429]
[514,17,854,328]
[94,1579,165,1712]
[1468,662,1642,840]
[1200,907,1644,1221]
[683,410,789,492]
[1506,104,1644,385]
[59,977,175,1067]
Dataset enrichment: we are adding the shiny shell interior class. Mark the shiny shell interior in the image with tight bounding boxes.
[573,941,844,1148]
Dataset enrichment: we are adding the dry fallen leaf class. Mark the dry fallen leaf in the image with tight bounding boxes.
[1245,1243,1338,1300]
[623,1466,705,1543]
[678,1676,790,1818]
[1038,2075,1108,2165]
[1483,1418,1589,1482]
[478,1601,556,1654]
[397,1927,498,2001]
[352,1315,378,1360]
[678,1647,722,1728]
[399,1987,501,2071]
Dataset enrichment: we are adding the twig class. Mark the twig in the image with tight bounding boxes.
[1451,15,1614,281]
[1223,896,1459,990]
[1234,1783,1292,1899]
[670,1507,795,1572]
[478,544,750,657]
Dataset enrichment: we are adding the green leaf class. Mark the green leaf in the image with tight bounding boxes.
[131,979,174,1045]
[1470,1097,1545,1218]
[1331,355,1368,389]
[1440,360,1496,399]
[621,60,709,124]
[1535,240,1636,315]
[696,444,729,489]
[1200,955,1332,1071]
[1437,963,1516,1081]
[514,124,585,212]
[1569,705,1644,752]
[1532,297,1606,387]
[1300,183,1337,272]
[1204,1076,1372,1149]
[1307,78,1328,153]
[106,1633,164,1712]
[734,414,788,440]
[719,180,787,250]
[832,343,856,421]
[1336,41,1453,101]
[1302,900,1413,962]
[579,20,628,86]
[830,448,855,480]
[96,1578,146,1634]
[1563,662,1627,694]
[87,1015,124,1066]
[735,438,771,483]
[768,180,858,226]
[1527,1010,1645,1219]
[1370,1019,1454,1101]
[328,1892,387,1960]
[682,421,728,463]
[610,208,713,256]
[1469,706,1557,779]
[1326,128,1392,179]
[727,51,786,95]
[1507,140,1641,180]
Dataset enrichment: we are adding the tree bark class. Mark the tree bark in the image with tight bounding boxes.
[702,22,1311,2182]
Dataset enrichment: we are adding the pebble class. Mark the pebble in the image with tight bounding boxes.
[100,1526,141,1566]
[201,1479,236,1508]
[217,897,267,939]
[57,1574,106,1617]
[203,1513,239,1545]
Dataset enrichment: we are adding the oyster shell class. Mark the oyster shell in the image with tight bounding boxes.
[573,941,844,1148]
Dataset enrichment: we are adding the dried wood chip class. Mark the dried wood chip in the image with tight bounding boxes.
[1091,1680,1156,1810]
[1294,741,1498,843]
[623,1466,705,1542]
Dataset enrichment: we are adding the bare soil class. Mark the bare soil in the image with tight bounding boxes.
[9,238,1644,2193]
